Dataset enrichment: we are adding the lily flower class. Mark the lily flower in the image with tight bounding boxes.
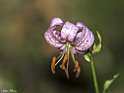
[44,18,94,79]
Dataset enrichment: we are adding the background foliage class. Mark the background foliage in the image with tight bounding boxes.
[0,0,124,93]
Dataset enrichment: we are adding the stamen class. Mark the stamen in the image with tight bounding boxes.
[55,43,68,66]
[66,47,70,79]
[73,60,79,72]
[75,66,80,78]
[62,53,68,70]
[71,50,76,62]
[73,60,81,78]
[55,53,64,66]
[56,53,63,60]
[51,56,56,74]
[64,69,69,79]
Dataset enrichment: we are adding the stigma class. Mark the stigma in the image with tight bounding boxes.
[51,42,81,79]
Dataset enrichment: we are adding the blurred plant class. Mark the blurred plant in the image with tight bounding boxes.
[44,18,119,93]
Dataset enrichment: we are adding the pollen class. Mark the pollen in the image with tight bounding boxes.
[51,56,56,74]
[62,53,68,70]
[73,60,81,78]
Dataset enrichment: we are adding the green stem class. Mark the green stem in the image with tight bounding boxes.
[90,56,99,93]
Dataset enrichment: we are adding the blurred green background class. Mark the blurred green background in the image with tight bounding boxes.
[0,0,124,93]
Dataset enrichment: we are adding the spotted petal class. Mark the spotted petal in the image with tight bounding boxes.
[44,18,65,48]
[50,17,63,28]
[75,22,94,52]
[76,22,85,29]
[44,29,64,48]
[71,47,85,54]
[61,21,79,42]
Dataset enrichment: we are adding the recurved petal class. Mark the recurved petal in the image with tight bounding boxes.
[76,22,85,29]
[75,24,94,52]
[44,29,64,48]
[50,18,63,28]
[71,47,85,54]
[61,21,79,42]
[60,44,65,51]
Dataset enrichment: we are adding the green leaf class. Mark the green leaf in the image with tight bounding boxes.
[92,43,102,54]
[83,52,91,62]
[103,74,119,93]
[92,31,102,54]
[96,31,102,43]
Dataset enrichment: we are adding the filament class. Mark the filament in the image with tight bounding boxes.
[55,43,68,66]
[55,53,64,66]
[56,52,63,60]
[71,49,76,62]
[66,43,70,70]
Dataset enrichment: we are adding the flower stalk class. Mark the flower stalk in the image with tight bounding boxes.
[90,56,99,93]
[84,30,102,93]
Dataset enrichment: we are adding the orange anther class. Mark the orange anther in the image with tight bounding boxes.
[73,60,79,72]
[51,56,56,74]
[62,54,68,70]
[75,60,79,68]
[73,60,81,78]
[64,69,69,79]
[75,66,80,78]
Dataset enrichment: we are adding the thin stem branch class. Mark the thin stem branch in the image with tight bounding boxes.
[90,56,99,93]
